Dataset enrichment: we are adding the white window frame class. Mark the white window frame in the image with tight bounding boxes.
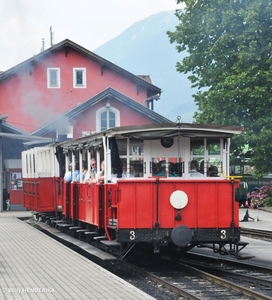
[47,68,60,88]
[73,68,86,88]
[96,107,120,132]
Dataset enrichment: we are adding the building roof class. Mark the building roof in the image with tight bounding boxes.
[31,87,172,137]
[0,39,161,97]
[0,120,53,142]
[137,75,153,84]
[1,121,30,136]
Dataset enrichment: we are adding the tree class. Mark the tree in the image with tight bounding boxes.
[168,0,272,176]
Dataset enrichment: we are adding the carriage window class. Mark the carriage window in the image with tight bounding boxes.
[130,158,144,177]
[207,139,220,155]
[230,161,254,176]
[207,158,221,177]
[129,140,143,156]
[191,158,205,174]
[150,157,182,177]
[118,139,144,177]
[230,164,241,176]
[151,158,165,176]
[129,139,144,177]
[191,139,204,155]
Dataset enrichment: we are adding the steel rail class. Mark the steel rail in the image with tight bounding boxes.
[240,228,272,240]
[182,260,272,289]
[122,262,200,300]
[178,262,272,300]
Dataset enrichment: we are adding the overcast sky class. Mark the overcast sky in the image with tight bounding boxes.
[0,0,182,71]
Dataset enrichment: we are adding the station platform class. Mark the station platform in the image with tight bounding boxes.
[1,209,271,299]
[239,207,272,231]
[0,211,155,300]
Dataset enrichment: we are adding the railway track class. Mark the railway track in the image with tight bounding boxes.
[240,228,272,242]
[179,253,272,298]
[121,256,272,299]
[122,254,272,299]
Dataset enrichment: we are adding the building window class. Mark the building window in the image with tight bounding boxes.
[73,68,86,88]
[96,106,120,132]
[101,111,116,131]
[47,68,60,88]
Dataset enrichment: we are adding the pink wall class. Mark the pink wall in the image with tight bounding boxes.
[0,48,151,132]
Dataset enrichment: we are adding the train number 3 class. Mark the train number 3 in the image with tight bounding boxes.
[220,230,227,239]
[130,231,136,240]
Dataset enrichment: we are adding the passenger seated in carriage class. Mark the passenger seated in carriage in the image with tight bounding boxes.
[190,160,204,177]
[84,160,96,183]
[208,165,218,177]
[64,162,80,182]
[75,162,88,182]
[89,161,105,183]
[154,160,178,177]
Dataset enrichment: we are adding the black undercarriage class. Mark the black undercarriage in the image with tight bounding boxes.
[33,211,249,260]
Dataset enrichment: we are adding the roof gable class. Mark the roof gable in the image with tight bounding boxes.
[32,87,172,137]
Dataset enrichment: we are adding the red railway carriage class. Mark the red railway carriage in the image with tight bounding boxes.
[22,123,245,259]
[22,147,62,213]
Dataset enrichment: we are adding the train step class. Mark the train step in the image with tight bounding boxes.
[93,236,107,246]
[236,241,248,246]
[57,223,72,228]
[93,236,107,241]
[76,229,89,233]
[69,226,82,230]
[27,220,117,261]
[84,231,99,242]
[53,220,65,224]
[100,240,121,247]
[84,232,98,236]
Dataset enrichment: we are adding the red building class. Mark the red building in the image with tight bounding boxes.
[0,39,168,134]
[0,39,171,210]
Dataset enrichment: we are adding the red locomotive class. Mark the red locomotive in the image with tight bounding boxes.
[22,123,246,259]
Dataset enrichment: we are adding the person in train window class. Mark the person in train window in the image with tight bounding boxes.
[90,158,97,175]
[155,161,178,177]
[190,160,205,177]
[89,160,105,183]
[76,162,88,182]
[64,162,79,182]
[121,164,135,178]
[84,160,96,183]
[97,160,105,183]
[64,163,72,182]
[208,165,218,177]
[156,160,167,176]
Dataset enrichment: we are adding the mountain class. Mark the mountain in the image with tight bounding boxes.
[93,10,197,123]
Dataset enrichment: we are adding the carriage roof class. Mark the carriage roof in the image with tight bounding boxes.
[58,123,244,150]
